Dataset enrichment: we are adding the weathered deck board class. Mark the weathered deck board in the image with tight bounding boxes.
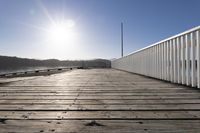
[1,99,200,104]
[1,104,200,111]
[0,69,200,132]
[1,120,200,133]
[1,111,200,119]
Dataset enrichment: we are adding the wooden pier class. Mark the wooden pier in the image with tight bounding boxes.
[0,69,200,132]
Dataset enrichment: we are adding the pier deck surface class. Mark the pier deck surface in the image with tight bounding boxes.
[0,69,200,133]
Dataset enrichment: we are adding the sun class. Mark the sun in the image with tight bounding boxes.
[42,19,79,58]
[21,0,80,59]
[47,19,76,44]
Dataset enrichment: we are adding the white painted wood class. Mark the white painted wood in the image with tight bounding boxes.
[181,35,186,84]
[162,43,164,80]
[191,32,196,87]
[111,26,200,88]
[197,30,200,88]
[170,40,174,82]
[177,37,181,84]
[173,38,178,83]
[148,48,150,76]
[159,45,161,79]
[159,44,161,79]
[167,41,170,81]
[155,46,158,78]
[160,44,163,79]
[151,47,154,77]
[186,34,190,86]
[158,44,161,79]
[120,26,200,56]
[164,42,167,80]
[153,46,156,77]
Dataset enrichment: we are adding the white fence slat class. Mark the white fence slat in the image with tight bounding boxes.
[111,26,200,88]
[181,35,186,84]
[164,42,167,80]
[162,43,164,80]
[173,38,178,83]
[170,40,174,82]
[186,34,190,86]
[167,41,170,81]
[197,30,200,88]
[177,37,181,84]
[191,32,196,87]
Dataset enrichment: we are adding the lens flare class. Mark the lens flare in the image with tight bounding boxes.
[47,20,76,44]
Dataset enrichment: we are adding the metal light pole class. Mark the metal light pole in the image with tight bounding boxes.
[121,22,124,57]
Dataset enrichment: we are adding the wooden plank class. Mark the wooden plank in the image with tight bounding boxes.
[0,95,199,100]
[0,92,199,96]
[0,111,200,120]
[1,69,200,132]
[0,104,200,111]
[1,89,198,93]
[0,120,200,133]
[1,99,200,105]
[4,83,178,87]
[0,87,194,91]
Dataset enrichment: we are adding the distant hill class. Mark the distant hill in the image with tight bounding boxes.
[0,55,111,71]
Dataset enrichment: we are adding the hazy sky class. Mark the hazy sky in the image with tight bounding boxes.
[0,0,200,60]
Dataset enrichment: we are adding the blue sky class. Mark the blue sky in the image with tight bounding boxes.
[0,0,200,60]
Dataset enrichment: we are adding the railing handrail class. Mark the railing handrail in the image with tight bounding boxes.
[119,25,200,59]
[112,25,200,88]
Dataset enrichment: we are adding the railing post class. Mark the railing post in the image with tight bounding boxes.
[162,43,165,80]
[158,44,160,79]
[154,46,157,78]
[167,41,170,81]
[173,38,178,83]
[153,47,155,77]
[159,44,162,79]
[191,32,196,87]
[186,34,190,86]
[111,26,200,88]
[170,39,174,82]
[197,30,200,88]
[177,37,181,84]
[181,35,186,85]
[164,41,167,80]
[158,45,161,79]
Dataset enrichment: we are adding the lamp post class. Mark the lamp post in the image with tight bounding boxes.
[121,22,124,57]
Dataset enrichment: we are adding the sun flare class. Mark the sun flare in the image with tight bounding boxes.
[42,19,79,58]
[47,19,76,44]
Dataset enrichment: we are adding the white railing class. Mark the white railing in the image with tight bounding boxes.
[112,26,200,88]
